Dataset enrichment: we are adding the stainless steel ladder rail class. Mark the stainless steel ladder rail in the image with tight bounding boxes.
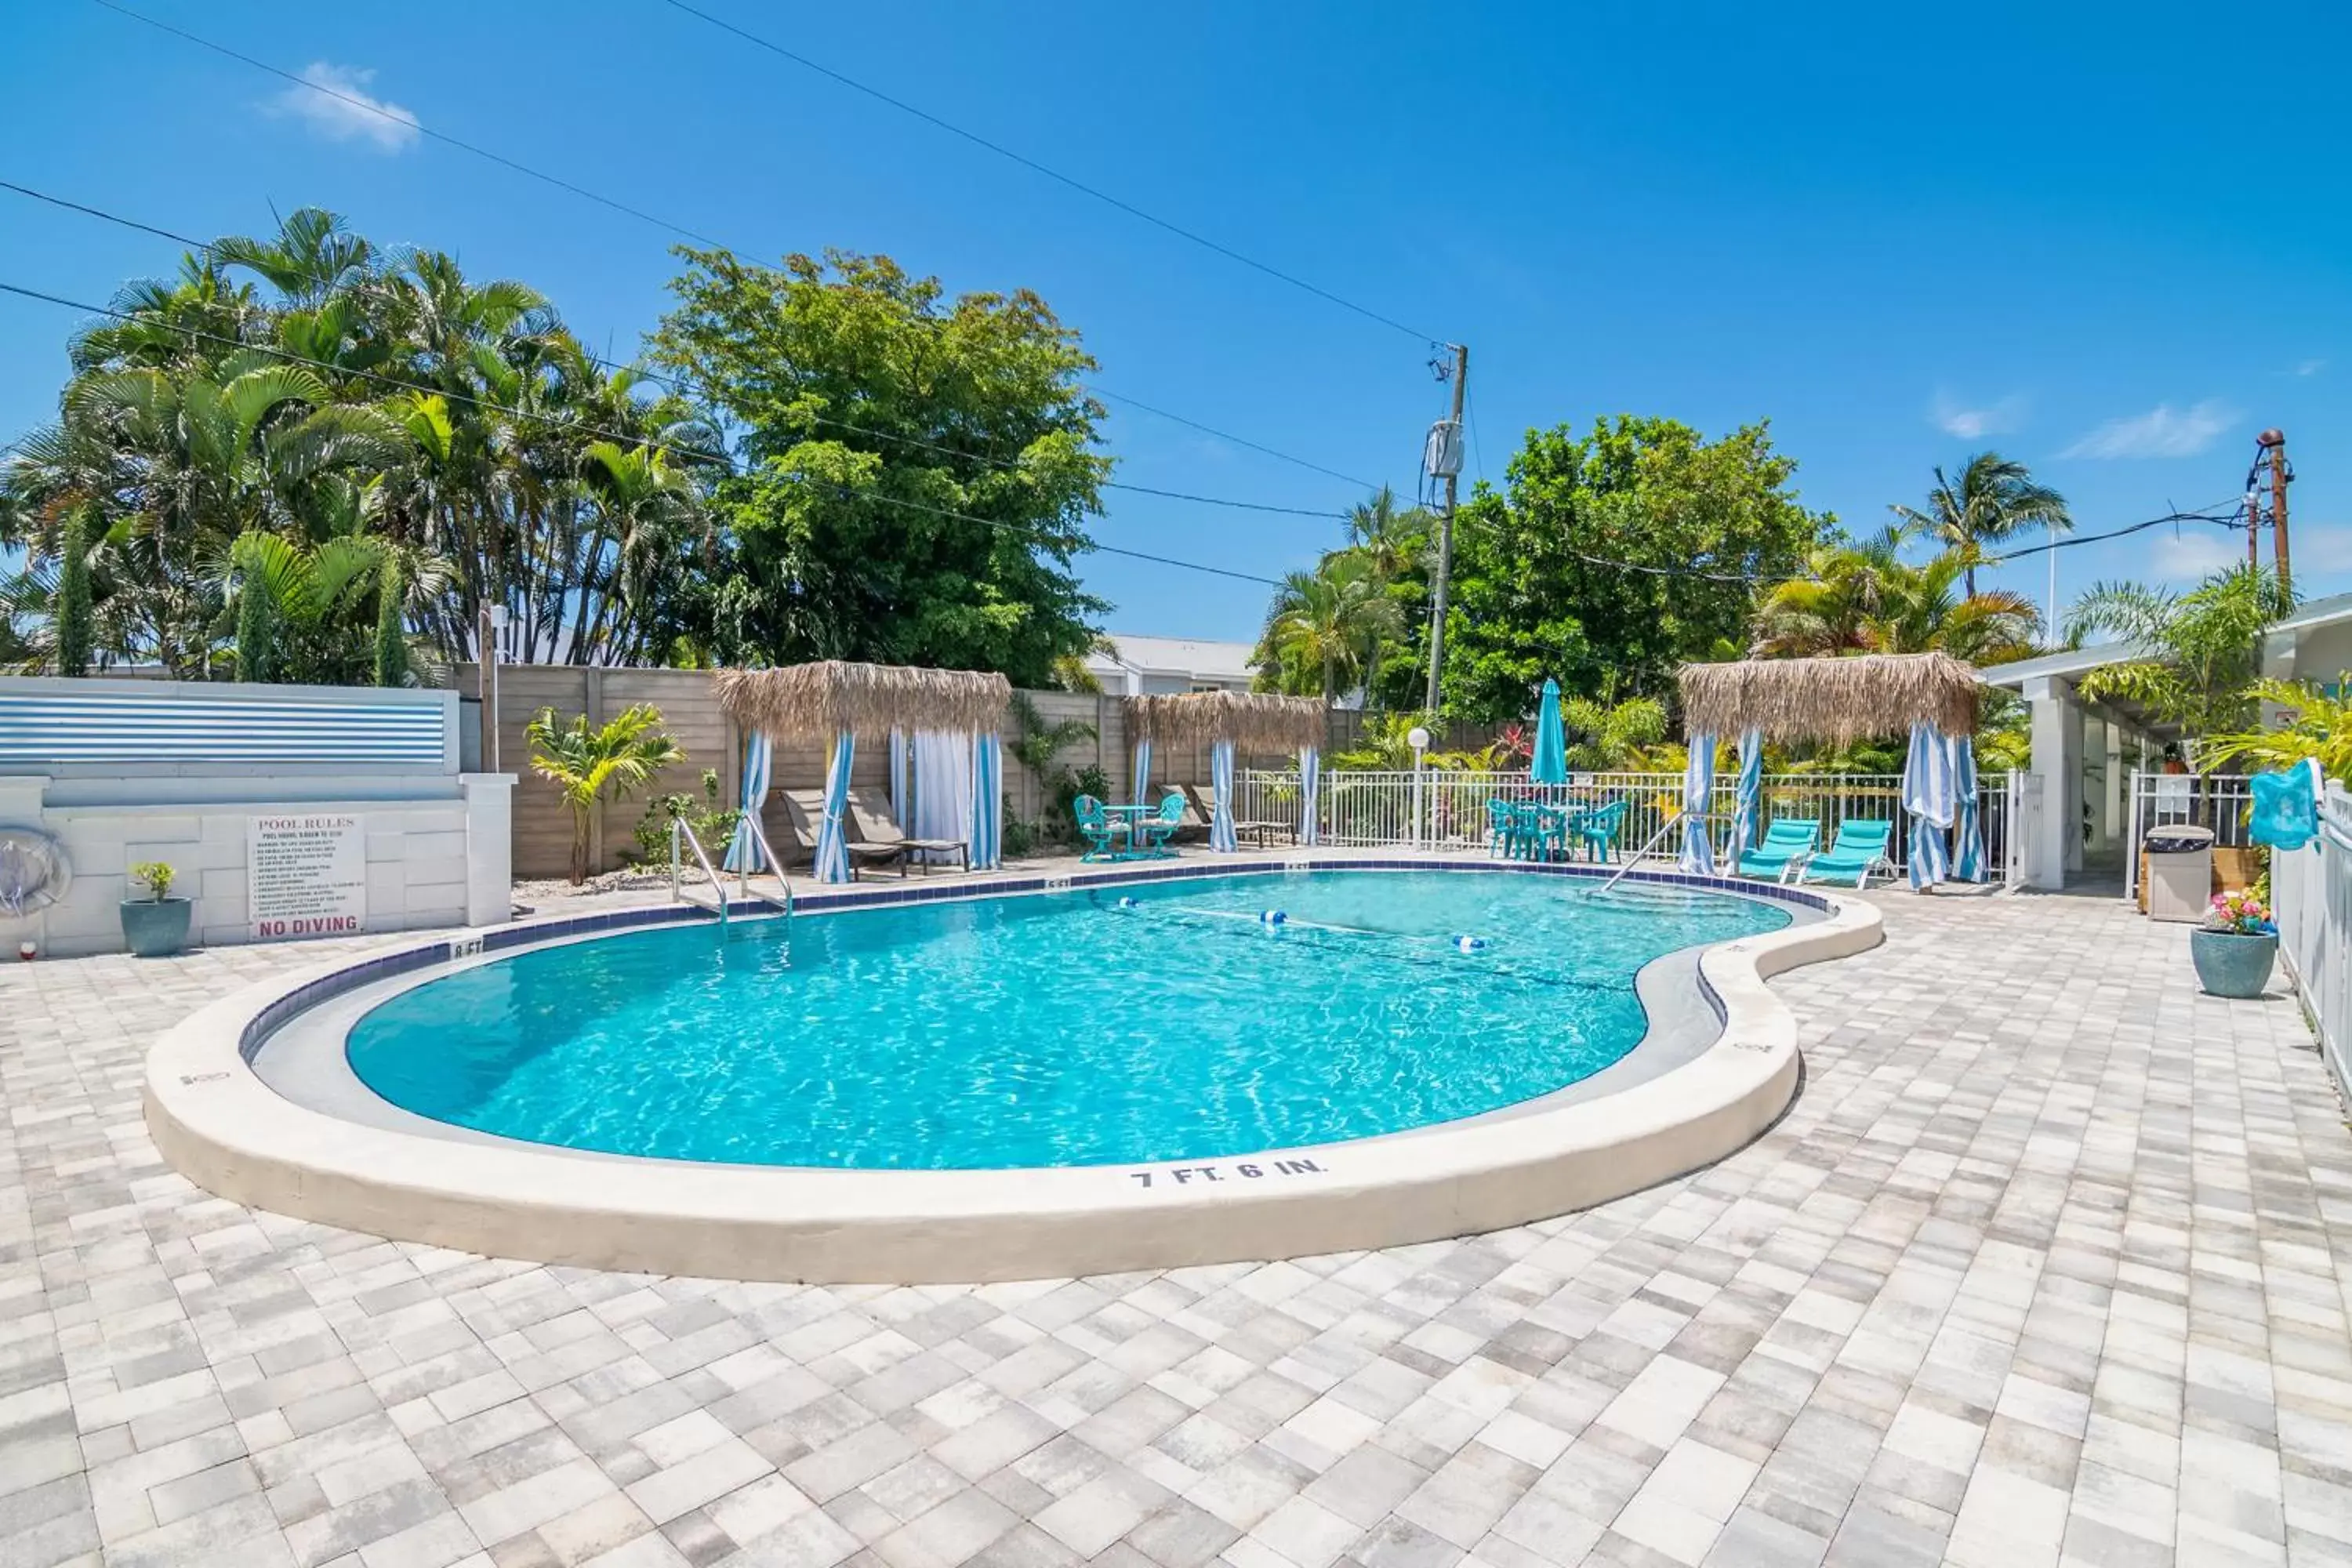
[670,817,731,923]
[1593,809,1735,895]
[731,811,793,920]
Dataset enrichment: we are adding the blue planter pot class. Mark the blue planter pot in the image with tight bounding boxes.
[120,897,192,958]
[2190,927,2276,998]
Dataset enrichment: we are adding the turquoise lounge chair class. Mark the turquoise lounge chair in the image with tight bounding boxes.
[1798,818,1895,887]
[1134,793,1185,858]
[1574,800,1629,862]
[1737,817,1820,881]
[1073,794,1129,862]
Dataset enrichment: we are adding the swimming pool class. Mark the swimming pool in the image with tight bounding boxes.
[345,869,1789,1170]
[151,857,1878,1283]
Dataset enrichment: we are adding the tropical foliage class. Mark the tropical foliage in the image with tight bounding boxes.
[1888,452,2070,595]
[1253,486,1429,706]
[1432,416,1827,720]
[525,703,688,884]
[1559,693,1674,771]
[1751,526,2041,665]
[2067,564,2292,742]
[2198,677,2352,782]
[648,249,1106,684]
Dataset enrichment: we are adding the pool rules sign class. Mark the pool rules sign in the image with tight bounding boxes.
[247,814,366,940]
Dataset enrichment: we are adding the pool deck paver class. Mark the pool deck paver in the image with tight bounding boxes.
[5,885,2352,1566]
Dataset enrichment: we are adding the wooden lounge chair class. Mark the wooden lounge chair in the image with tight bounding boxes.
[1182,782,1294,849]
[847,786,969,874]
[1737,817,1818,881]
[782,789,907,879]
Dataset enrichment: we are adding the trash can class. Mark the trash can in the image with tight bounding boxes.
[2144,826,2214,924]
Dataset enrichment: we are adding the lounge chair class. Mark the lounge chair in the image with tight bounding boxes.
[1798,818,1895,887]
[847,786,969,874]
[1133,793,1185,858]
[1183,782,1294,849]
[782,789,907,879]
[1073,794,1130,862]
[1737,817,1820,881]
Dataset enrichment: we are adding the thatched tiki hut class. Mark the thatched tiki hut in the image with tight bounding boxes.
[1676,652,1985,887]
[717,662,1013,881]
[1124,691,1327,850]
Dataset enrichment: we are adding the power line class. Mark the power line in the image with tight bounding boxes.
[86,0,741,251]
[655,0,1440,345]
[1081,387,1385,492]
[0,180,1357,522]
[0,281,1283,587]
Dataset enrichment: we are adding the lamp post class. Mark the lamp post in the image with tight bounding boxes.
[1408,725,1431,849]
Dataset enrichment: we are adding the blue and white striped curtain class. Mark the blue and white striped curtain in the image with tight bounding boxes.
[1679,732,1717,875]
[971,732,1003,869]
[1133,737,1153,808]
[1731,728,1762,866]
[1298,745,1319,848]
[888,728,909,824]
[1950,734,1984,882]
[815,731,855,884]
[723,729,772,873]
[1904,721,1954,890]
[1210,739,1238,852]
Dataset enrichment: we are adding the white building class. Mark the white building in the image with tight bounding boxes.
[1980,590,2352,890]
[1083,633,1261,696]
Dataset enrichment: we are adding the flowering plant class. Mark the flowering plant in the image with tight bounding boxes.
[2205,890,2274,935]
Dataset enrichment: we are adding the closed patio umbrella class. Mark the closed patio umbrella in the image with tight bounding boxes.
[1679,732,1716,875]
[1951,733,1984,882]
[1530,678,1568,786]
[1904,721,1953,889]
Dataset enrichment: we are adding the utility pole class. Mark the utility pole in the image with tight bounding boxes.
[1423,342,1469,713]
[2260,428,2291,598]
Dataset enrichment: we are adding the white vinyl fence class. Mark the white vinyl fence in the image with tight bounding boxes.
[2272,780,2352,1096]
[1237,768,2021,884]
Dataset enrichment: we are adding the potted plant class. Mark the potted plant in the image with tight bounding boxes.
[2190,889,2276,998]
[121,861,193,957]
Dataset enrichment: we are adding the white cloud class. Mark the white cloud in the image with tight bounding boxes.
[2060,400,2237,460]
[269,64,420,152]
[2153,528,2249,579]
[1929,391,2026,441]
[2296,358,2326,377]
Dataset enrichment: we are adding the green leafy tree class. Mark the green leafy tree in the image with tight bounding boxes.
[2201,677,2352,782]
[372,553,407,688]
[1435,416,1827,720]
[1889,452,2070,595]
[1560,692,1671,771]
[526,703,688,884]
[651,249,1106,682]
[2067,564,2292,743]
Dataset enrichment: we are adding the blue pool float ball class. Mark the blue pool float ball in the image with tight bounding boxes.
[1260,909,1287,925]
[1455,934,1487,953]
[1116,895,1138,909]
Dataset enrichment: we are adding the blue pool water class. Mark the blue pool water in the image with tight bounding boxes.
[345,870,1788,1170]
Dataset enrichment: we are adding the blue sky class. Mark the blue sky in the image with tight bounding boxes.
[5,0,2349,645]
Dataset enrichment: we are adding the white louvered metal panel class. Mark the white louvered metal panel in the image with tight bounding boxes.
[0,693,448,768]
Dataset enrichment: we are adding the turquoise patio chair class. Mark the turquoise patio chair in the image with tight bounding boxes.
[1737,817,1820,882]
[1574,800,1629,862]
[1486,799,1518,858]
[1798,818,1895,887]
[1510,800,1559,861]
[1134,793,1185,858]
[1073,794,1129,862]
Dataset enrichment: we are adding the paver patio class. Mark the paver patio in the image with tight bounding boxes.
[4,887,2351,1568]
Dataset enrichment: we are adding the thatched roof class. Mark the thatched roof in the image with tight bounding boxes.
[1123,691,1327,751]
[1678,652,1980,743]
[715,662,1011,741]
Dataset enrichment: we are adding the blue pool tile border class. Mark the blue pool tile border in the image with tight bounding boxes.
[236,855,1835,1062]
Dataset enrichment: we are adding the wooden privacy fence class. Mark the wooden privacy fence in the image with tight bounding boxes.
[448,666,1353,878]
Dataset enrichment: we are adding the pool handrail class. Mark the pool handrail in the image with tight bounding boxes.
[669,816,731,923]
[731,811,793,920]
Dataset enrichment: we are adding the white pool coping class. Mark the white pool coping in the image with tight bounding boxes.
[146,857,1883,1284]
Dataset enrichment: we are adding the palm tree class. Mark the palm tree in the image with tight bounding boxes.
[1257,552,1400,705]
[2067,564,2292,742]
[1559,694,1671,771]
[1752,531,2039,665]
[526,703,688,884]
[1890,452,2071,596]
